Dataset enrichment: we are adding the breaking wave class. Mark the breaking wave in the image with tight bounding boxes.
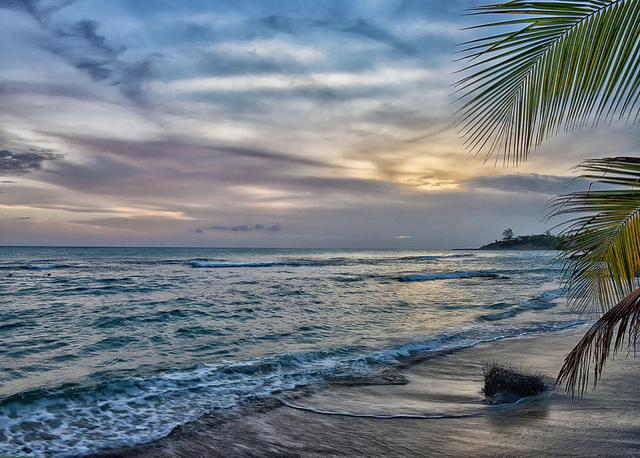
[477,289,565,322]
[0,319,582,457]
[398,271,503,282]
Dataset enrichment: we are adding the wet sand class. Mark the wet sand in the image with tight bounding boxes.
[97,328,640,457]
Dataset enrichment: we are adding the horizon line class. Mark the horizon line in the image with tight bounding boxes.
[0,244,466,250]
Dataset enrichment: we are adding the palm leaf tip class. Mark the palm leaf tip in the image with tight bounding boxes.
[455,0,640,164]
[549,156,640,393]
[557,286,640,395]
[549,156,640,315]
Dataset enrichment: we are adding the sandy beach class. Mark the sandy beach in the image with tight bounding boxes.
[96,326,640,457]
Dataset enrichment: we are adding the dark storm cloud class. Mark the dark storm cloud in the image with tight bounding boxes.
[466,174,589,195]
[0,149,61,174]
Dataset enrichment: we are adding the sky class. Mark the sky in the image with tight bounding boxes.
[0,0,637,248]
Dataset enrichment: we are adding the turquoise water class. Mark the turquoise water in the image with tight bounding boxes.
[0,247,581,456]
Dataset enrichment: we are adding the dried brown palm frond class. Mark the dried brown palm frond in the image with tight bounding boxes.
[548,157,640,393]
[557,286,640,395]
[549,157,640,315]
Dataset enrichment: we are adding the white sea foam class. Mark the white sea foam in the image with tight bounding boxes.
[400,254,475,261]
[0,248,573,457]
[477,289,565,322]
[25,264,60,270]
[190,260,279,268]
[0,319,583,457]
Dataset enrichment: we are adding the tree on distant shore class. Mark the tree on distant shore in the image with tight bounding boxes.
[502,228,514,241]
[457,0,640,394]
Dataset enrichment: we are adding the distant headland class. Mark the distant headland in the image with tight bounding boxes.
[478,229,567,250]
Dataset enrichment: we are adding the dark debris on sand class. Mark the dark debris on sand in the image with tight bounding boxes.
[482,361,546,401]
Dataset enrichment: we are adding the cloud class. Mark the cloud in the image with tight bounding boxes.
[466,173,588,195]
[1,0,157,106]
[20,132,401,214]
[58,19,124,61]
[46,19,156,104]
[259,16,415,55]
[342,19,415,55]
[14,203,123,214]
[390,19,463,40]
[1,0,78,23]
[154,67,431,94]
[195,223,282,233]
[56,135,335,169]
[0,80,101,101]
[0,149,61,174]
[2,0,635,248]
[209,39,324,64]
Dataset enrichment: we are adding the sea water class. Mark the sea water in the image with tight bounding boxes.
[0,247,582,456]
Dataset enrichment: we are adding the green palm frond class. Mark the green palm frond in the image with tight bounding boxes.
[549,157,640,313]
[456,0,640,164]
[557,285,640,395]
[549,156,640,392]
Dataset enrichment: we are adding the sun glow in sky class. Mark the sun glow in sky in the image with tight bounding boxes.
[1,0,636,248]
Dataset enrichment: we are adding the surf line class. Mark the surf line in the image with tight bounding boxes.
[276,398,482,420]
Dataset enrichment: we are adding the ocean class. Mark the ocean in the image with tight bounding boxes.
[0,247,582,456]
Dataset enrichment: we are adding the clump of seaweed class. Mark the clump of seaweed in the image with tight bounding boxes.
[482,361,547,401]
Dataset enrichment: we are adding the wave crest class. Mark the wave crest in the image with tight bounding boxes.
[398,271,502,282]
[0,319,582,457]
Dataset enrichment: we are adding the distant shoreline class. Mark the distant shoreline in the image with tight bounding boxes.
[475,233,566,251]
[478,246,560,251]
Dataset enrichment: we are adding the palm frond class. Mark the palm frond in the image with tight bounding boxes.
[557,286,640,395]
[456,0,640,164]
[549,156,640,393]
[549,157,640,313]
